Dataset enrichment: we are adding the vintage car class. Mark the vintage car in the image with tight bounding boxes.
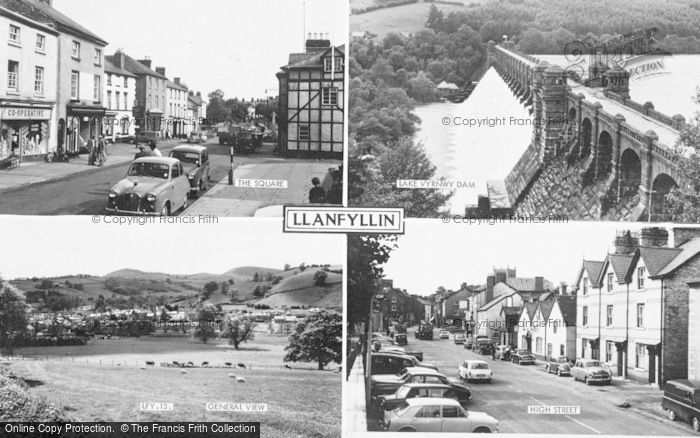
[463,336,475,350]
[187,131,208,144]
[453,333,466,345]
[458,360,492,383]
[124,132,157,147]
[474,338,494,355]
[394,333,408,346]
[662,379,700,432]
[168,145,211,197]
[511,349,536,365]
[438,330,450,339]
[376,383,472,411]
[571,359,612,385]
[370,352,437,376]
[381,398,499,433]
[494,345,511,361]
[545,356,573,376]
[106,157,190,216]
[371,367,461,397]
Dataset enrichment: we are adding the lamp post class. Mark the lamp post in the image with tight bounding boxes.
[228,146,234,185]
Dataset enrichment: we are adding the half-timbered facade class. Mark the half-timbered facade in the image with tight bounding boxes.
[277,38,344,159]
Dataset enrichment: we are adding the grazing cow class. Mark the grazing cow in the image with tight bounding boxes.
[186,361,194,367]
[201,361,209,367]
[172,361,180,367]
[146,361,155,366]
[225,362,232,367]
[180,370,187,374]
[228,374,236,379]
[283,365,291,369]
[237,363,246,369]
[140,366,146,370]
[236,377,246,383]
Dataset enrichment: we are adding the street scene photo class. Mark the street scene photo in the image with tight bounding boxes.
[0,0,345,217]
[0,218,344,438]
[348,0,700,222]
[346,221,700,435]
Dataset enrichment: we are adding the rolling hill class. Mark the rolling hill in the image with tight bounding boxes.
[351,1,467,39]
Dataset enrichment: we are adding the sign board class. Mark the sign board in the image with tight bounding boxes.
[2,107,51,120]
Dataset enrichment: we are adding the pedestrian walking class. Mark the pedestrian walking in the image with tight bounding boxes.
[87,137,96,165]
[150,143,162,157]
[97,136,107,166]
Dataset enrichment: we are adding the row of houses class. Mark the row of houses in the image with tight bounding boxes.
[380,226,700,388]
[0,0,207,164]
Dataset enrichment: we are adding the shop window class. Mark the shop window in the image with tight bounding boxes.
[7,61,19,91]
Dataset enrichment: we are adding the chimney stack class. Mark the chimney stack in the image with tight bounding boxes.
[155,67,166,76]
[196,91,201,97]
[485,275,495,303]
[138,58,152,69]
[614,230,639,255]
[117,50,125,69]
[174,77,180,85]
[559,282,568,295]
[639,227,669,248]
[535,276,544,292]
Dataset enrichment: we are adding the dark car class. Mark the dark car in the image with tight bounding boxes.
[662,380,700,432]
[124,132,157,147]
[371,352,438,376]
[511,349,536,365]
[545,356,572,376]
[395,333,408,346]
[474,339,494,355]
[370,367,460,397]
[168,145,210,197]
[375,383,472,411]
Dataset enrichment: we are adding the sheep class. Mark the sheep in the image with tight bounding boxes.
[237,363,246,369]
[180,369,187,374]
[140,366,146,370]
[201,361,209,367]
[186,361,194,367]
[236,376,246,383]
[225,362,232,367]
[145,361,155,366]
[172,361,180,367]
[228,374,237,379]
[283,364,292,369]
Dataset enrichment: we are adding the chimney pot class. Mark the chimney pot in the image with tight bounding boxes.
[535,276,544,292]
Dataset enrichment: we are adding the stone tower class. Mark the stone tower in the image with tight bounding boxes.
[605,65,630,99]
[539,64,568,163]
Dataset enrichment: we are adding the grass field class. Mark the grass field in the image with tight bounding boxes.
[4,334,340,438]
[350,2,468,39]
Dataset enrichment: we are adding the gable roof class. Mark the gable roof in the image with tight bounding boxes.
[555,295,577,327]
[116,53,168,80]
[577,260,605,288]
[537,299,556,320]
[478,286,517,312]
[639,246,682,276]
[520,302,538,322]
[607,253,636,283]
[505,277,553,292]
[104,59,136,78]
[501,306,522,317]
[166,80,188,92]
[655,237,700,278]
[9,0,107,45]
[188,93,203,106]
[284,44,345,70]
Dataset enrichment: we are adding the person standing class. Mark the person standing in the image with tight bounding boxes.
[150,143,161,157]
[97,136,107,166]
[87,136,96,165]
[308,177,326,203]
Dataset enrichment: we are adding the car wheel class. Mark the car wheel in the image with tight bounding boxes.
[182,195,188,212]
[692,416,699,432]
[160,202,171,216]
[667,409,676,421]
[472,427,491,433]
[398,427,416,432]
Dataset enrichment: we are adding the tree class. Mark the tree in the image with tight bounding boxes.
[226,318,256,349]
[206,89,228,123]
[426,4,445,31]
[347,235,397,327]
[313,270,328,286]
[0,282,28,355]
[666,90,700,221]
[194,305,217,344]
[283,310,342,370]
[284,264,291,271]
[220,282,229,295]
[202,281,219,300]
[407,71,440,103]
[253,272,259,282]
[94,294,107,312]
[299,263,307,272]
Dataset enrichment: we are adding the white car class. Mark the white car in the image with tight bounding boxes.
[458,360,492,383]
[439,330,450,339]
[382,398,499,433]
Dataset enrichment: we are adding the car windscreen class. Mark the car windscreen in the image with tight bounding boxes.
[470,363,489,369]
[586,361,603,367]
[395,386,411,398]
[393,402,410,417]
[170,151,200,164]
[128,162,170,179]
[517,350,530,355]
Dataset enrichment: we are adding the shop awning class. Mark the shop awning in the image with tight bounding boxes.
[67,103,106,116]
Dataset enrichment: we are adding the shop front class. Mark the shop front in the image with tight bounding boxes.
[65,104,106,155]
[0,103,53,163]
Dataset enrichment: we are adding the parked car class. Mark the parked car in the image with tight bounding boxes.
[662,379,700,432]
[381,398,499,433]
[187,131,207,144]
[474,338,494,355]
[371,367,461,397]
[511,349,536,365]
[106,157,190,216]
[124,132,157,147]
[376,383,472,411]
[545,356,573,376]
[439,330,450,339]
[394,333,408,346]
[571,359,612,385]
[415,323,434,340]
[458,360,492,383]
[493,345,511,361]
[454,333,466,345]
[371,332,395,345]
[168,145,210,197]
[463,336,475,350]
[370,352,438,376]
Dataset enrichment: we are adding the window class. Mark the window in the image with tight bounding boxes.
[94,48,102,66]
[7,61,19,91]
[299,124,310,141]
[72,40,80,59]
[582,306,588,326]
[334,57,343,72]
[34,66,44,94]
[583,278,588,295]
[553,320,558,334]
[9,24,20,44]
[606,341,613,362]
[546,343,552,358]
[391,297,397,303]
[322,87,338,106]
[107,91,112,110]
[123,76,127,87]
[535,337,543,353]
[70,71,79,99]
[560,344,565,356]
[606,305,613,327]
[107,74,112,86]
[148,94,152,108]
[93,75,101,101]
[123,92,128,110]
[36,34,45,51]
[637,267,646,289]
[442,406,465,418]
[607,273,614,292]
[582,339,587,357]
[390,304,397,312]
[637,303,644,327]
[635,343,646,369]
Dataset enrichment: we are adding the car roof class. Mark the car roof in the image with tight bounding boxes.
[463,360,488,365]
[132,157,179,165]
[401,383,451,389]
[372,351,413,359]
[403,367,441,375]
[171,145,206,153]
[406,398,461,407]
[666,380,700,392]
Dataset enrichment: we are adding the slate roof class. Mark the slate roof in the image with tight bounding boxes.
[521,302,538,322]
[556,295,577,327]
[115,53,168,80]
[188,94,203,106]
[285,45,345,70]
[167,80,188,92]
[104,59,136,78]
[581,260,605,287]
[500,306,522,317]
[607,253,636,283]
[505,277,553,292]
[655,237,700,278]
[639,246,683,276]
[3,0,107,45]
[538,299,556,320]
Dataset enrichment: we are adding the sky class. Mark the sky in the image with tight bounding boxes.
[53,0,347,100]
[0,217,345,279]
[381,220,672,296]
